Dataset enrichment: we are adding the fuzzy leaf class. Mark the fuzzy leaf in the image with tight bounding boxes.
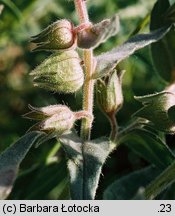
[150,0,175,82]
[0,131,44,200]
[94,26,171,78]
[119,129,175,169]
[103,166,161,200]
[59,131,110,200]
[59,132,83,200]
[83,137,110,199]
[145,160,175,200]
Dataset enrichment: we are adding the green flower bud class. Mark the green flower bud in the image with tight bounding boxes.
[96,70,124,116]
[134,91,175,134]
[30,50,84,93]
[23,104,91,135]
[31,19,76,52]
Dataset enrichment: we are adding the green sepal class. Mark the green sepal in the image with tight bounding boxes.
[134,91,175,134]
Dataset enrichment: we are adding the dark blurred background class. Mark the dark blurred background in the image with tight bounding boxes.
[0,0,173,199]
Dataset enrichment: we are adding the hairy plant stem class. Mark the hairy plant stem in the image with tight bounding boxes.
[74,0,89,23]
[74,0,94,141]
[81,50,94,140]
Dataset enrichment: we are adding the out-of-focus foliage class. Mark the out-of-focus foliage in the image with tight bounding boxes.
[0,131,43,199]
[0,0,175,199]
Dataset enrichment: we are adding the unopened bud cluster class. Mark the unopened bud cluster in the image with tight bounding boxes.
[30,15,120,94]
[29,14,121,139]
[30,19,85,94]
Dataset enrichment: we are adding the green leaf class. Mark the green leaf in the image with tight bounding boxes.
[59,131,110,200]
[145,161,175,199]
[93,26,171,79]
[150,0,171,30]
[103,166,161,200]
[150,0,175,82]
[0,131,43,200]
[119,129,175,169]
